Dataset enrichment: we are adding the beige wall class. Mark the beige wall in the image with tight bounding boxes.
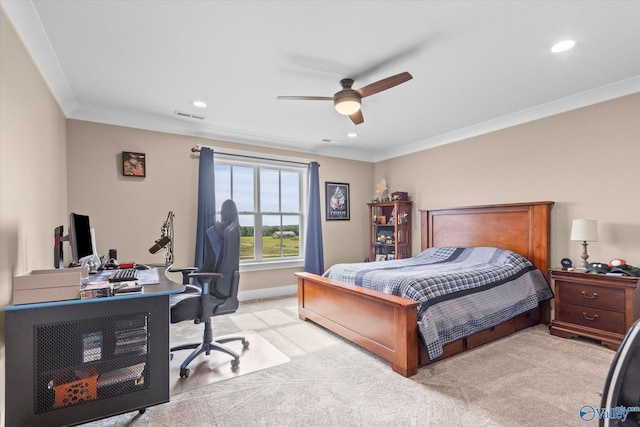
[66,120,374,293]
[0,9,68,425]
[374,93,640,269]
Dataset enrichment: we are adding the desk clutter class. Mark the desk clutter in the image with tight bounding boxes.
[80,268,161,299]
[12,267,162,303]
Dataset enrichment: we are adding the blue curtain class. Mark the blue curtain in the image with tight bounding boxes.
[304,161,324,274]
[194,147,215,269]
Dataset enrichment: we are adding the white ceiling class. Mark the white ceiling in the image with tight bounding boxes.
[3,1,639,162]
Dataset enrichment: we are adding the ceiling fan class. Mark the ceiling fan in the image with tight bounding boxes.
[277,71,412,125]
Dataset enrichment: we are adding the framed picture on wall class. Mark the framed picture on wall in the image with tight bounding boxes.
[325,182,350,220]
[122,151,146,177]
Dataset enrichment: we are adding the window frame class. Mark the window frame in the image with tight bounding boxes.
[214,153,308,271]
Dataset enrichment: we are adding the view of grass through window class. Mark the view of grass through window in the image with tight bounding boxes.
[239,226,300,260]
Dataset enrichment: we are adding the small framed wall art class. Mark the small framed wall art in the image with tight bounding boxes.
[325,182,350,220]
[122,151,146,177]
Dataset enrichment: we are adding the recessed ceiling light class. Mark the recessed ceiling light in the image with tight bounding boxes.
[192,100,207,108]
[347,132,358,138]
[551,40,575,53]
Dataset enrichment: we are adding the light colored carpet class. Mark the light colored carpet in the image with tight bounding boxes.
[80,296,615,427]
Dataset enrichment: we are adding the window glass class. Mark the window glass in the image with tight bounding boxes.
[214,158,305,264]
[281,171,300,213]
[233,166,254,212]
[281,215,300,257]
[214,165,231,212]
[238,214,254,260]
[260,169,280,212]
[262,214,282,258]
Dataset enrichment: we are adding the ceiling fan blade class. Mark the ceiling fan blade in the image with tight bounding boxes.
[277,96,334,101]
[349,110,364,125]
[356,72,413,98]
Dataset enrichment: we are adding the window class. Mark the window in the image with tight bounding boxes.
[214,156,307,266]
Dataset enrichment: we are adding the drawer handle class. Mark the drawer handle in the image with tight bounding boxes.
[581,291,598,299]
[582,312,598,321]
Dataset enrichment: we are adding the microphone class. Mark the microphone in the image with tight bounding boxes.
[149,235,171,254]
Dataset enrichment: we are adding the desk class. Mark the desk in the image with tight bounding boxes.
[5,268,183,426]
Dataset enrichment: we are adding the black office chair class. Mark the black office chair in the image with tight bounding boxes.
[169,199,249,378]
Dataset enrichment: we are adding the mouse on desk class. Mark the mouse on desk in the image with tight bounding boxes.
[134,264,150,270]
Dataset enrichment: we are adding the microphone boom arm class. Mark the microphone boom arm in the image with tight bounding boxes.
[148,211,175,265]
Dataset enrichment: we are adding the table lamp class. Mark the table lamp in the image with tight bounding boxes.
[570,219,598,269]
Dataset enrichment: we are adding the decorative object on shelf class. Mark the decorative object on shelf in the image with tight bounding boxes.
[367,200,412,262]
[375,254,386,262]
[570,219,598,269]
[122,151,146,177]
[561,258,572,269]
[609,258,627,267]
[391,191,408,201]
[375,178,388,201]
[325,182,350,220]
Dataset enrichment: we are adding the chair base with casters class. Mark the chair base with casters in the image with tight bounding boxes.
[170,320,250,378]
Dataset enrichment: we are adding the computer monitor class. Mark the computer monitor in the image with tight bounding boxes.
[68,213,95,266]
[600,319,640,426]
[54,225,65,269]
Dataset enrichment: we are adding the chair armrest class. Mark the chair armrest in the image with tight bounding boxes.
[166,266,199,274]
[166,266,199,285]
[188,273,224,301]
[188,272,223,279]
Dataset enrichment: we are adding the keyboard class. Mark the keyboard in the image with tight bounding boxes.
[109,268,137,283]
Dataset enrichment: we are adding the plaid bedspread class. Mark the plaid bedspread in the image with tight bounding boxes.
[323,247,554,360]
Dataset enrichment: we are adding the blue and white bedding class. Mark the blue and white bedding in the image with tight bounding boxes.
[323,247,554,360]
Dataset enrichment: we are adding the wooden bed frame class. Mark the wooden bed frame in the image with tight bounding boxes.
[296,201,553,377]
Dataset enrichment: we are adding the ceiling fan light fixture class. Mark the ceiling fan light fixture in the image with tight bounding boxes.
[334,90,362,115]
[335,100,360,115]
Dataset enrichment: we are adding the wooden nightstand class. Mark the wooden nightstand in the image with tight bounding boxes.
[549,268,640,350]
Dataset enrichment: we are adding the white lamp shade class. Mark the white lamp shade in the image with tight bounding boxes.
[570,219,598,242]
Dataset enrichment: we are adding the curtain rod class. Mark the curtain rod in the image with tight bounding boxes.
[191,146,316,167]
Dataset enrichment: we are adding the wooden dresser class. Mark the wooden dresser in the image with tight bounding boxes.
[549,268,640,350]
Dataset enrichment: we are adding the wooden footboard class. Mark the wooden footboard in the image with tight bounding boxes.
[296,271,548,377]
[296,272,420,377]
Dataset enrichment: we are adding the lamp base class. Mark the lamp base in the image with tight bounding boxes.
[579,241,590,269]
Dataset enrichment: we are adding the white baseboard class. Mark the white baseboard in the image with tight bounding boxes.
[238,284,297,302]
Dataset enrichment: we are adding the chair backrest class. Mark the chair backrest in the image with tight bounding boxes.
[202,199,240,299]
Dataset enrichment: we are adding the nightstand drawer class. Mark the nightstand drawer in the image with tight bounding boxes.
[558,281,625,311]
[557,303,626,335]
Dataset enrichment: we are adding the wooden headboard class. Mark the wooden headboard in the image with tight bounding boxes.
[420,201,553,278]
